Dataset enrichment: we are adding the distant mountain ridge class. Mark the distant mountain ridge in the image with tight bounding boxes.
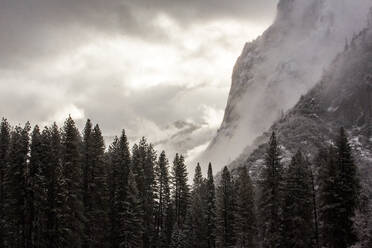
[198,0,372,172]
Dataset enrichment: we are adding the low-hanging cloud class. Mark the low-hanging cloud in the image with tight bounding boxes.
[0,0,277,162]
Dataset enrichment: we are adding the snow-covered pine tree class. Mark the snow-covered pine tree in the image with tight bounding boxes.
[258,132,283,248]
[216,166,235,248]
[235,166,257,248]
[280,151,313,247]
[0,118,10,247]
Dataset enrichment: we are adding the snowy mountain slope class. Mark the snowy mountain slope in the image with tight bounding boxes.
[227,24,372,186]
[198,0,372,172]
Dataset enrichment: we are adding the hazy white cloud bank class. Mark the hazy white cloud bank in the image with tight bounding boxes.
[0,0,276,162]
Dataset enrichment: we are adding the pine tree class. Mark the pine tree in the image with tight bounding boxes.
[132,138,156,248]
[258,132,283,248]
[235,167,257,248]
[353,182,372,248]
[107,130,131,248]
[171,154,190,228]
[188,163,208,248]
[81,120,108,248]
[206,163,216,248]
[82,119,93,248]
[0,118,10,247]
[216,166,235,248]
[120,169,143,248]
[27,125,47,247]
[6,122,31,247]
[58,116,84,248]
[336,127,360,247]
[91,124,108,247]
[310,158,320,248]
[41,123,61,248]
[318,128,361,248]
[91,124,109,247]
[154,151,172,247]
[143,143,156,248]
[318,146,340,248]
[280,151,313,248]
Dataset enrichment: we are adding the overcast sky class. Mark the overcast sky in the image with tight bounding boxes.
[0,0,277,160]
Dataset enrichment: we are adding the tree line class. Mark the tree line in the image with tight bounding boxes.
[0,116,370,248]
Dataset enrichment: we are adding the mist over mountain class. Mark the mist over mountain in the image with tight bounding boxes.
[227,14,372,187]
[197,0,372,172]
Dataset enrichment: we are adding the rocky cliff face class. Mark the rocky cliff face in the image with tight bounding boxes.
[228,24,372,187]
[198,0,372,172]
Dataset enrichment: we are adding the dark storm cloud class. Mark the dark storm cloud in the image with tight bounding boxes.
[0,0,277,66]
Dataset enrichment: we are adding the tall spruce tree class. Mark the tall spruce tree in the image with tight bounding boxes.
[171,154,190,228]
[319,128,360,248]
[310,159,320,248]
[206,163,216,248]
[82,119,93,248]
[258,132,283,248]
[27,125,47,247]
[154,151,172,247]
[41,123,61,248]
[188,163,208,248]
[353,182,372,248]
[120,169,143,248]
[336,127,360,247]
[6,122,31,248]
[0,118,10,247]
[216,166,235,248]
[132,138,156,248]
[318,146,340,248]
[82,120,108,248]
[90,124,108,247]
[143,143,156,248]
[91,124,108,247]
[107,130,131,248]
[58,116,84,248]
[235,167,257,248]
[280,151,313,248]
